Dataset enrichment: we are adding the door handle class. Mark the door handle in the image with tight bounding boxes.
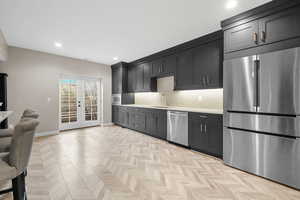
[200,123,203,132]
[252,32,258,44]
[261,31,266,42]
[204,124,207,133]
[206,76,209,85]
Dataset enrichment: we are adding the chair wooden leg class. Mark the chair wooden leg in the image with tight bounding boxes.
[12,173,26,200]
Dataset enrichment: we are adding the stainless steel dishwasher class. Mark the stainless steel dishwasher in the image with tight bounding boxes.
[167,111,188,146]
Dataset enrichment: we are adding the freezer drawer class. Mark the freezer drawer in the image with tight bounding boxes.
[258,47,300,115]
[223,128,300,189]
[224,112,300,137]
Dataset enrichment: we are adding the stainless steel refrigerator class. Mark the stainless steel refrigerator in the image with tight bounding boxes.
[223,47,300,189]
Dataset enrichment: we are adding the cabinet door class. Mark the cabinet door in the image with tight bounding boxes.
[135,110,146,132]
[207,115,223,157]
[143,62,152,91]
[163,55,176,75]
[128,109,136,129]
[151,59,164,77]
[224,20,259,53]
[119,108,125,126]
[127,65,136,92]
[111,67,120,94]
[193,41,221,88]
[145,110,156,135]
[175,49,194,89]
[259,6,300,45]
[136,64,144,92]
[188,113,208,151]
[156,110,167,139]
[112,106,119,124]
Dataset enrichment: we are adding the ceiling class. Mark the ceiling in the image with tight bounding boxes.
[0,0,271,65]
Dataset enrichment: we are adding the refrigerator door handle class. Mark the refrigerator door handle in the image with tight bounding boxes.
[255,59,260,109]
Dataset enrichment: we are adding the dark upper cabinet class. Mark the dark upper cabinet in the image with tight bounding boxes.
[151,55,176,77]
[175,49,194,90]
[112,66,121,94]
[224,21,259,53]
[188,112,223,158]
[151,59,164,77]
[111,62,128,94]
[222,2,300,54]
[128,62,156,93]
[259,6,300,45]
[136,64,144,91]
[175,39,222,90]
[125,31,223,91]
[127,65,136,93]
[193,40,222,88]
[163,55,176,76]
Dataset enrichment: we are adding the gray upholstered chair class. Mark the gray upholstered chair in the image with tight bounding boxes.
[0,109,39,139]
[0,109,39,154]
[0,118,39,200]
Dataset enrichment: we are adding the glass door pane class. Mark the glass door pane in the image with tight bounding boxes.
[60,79,78,128]
[84,80,98,121]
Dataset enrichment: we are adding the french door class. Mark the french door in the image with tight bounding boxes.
[59,77,102,130]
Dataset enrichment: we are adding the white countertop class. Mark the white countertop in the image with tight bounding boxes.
[118,104,223,114]
[0,111,13,123]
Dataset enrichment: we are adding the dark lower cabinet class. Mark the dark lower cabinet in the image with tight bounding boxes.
[135,109,146,132]
[145,110,167,139]
[119,107,129,127]
[114,106,222,158]
[115,106,167,140]
[112,105,120,124]
[188,112,223,158]
[156,110,167,139]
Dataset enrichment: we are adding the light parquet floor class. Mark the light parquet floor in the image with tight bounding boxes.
[1,125,300,200]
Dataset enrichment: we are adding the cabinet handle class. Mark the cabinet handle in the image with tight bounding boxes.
[204,124,207,133]
[261,31,266,42]
[200,123,203,132]
[252,32,258,44]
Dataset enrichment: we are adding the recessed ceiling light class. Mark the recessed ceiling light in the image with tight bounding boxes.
[226,0,238,9]
[54,42,63,48]
[113,57,119,61]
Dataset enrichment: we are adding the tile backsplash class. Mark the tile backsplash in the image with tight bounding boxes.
[134,89,223,110]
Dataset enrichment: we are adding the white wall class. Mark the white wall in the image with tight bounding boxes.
[0,46,111,134]
[0,30,8,62]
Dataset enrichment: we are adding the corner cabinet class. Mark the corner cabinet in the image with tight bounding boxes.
[188,112,223,158]
[223,2,300,54]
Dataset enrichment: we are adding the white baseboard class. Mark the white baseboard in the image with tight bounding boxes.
[35,130,59,137]
[102,122,114,126]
